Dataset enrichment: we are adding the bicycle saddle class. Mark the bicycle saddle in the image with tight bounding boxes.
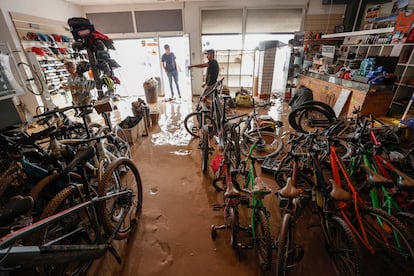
[329,179,352,202]
[252,177,272,198]
[278,177,302,199]
[359,166,394,188]
[0,196,34,225]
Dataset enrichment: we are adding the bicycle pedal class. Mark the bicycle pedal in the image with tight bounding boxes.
[212,204,224,211]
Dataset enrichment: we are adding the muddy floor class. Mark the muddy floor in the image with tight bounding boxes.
[87,96,339,276]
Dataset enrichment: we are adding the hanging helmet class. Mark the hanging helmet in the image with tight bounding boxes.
[102,76,115,89]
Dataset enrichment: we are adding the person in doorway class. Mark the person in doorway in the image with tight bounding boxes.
[188,49,219,94]
[161,44,181,99]
[63,60,94,106]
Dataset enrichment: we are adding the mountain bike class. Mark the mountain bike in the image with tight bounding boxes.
[0,146,142,275]
[274,131,362,276]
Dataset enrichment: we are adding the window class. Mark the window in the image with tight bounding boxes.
[201,9,243,34]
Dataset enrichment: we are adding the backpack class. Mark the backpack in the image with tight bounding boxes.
[235,89,252,107]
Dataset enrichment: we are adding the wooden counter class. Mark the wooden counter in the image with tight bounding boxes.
[298,74,394,117]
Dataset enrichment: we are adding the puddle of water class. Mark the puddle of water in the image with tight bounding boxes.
[150,186,158,195]
[169,149,192,156]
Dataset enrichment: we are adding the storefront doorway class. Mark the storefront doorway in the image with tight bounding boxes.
[110,36,191,101]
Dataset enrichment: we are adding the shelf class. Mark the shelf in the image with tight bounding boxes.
[322,27,394,39]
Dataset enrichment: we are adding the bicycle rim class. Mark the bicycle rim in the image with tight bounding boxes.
[98,158,143,240]
[276,213,292,276]
[325,215,362,276]
[254,209,272,271]
[241,131,283,160]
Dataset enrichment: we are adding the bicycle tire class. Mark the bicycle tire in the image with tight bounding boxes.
[241,130,283,160]
[351,206,414,274]
[98,157,143,240]
[289,105,334,133]
[395,211,414,236]
[228,206,239,248]
[201,125,209,174]
[37,185,94,275]
[254,209,273,271]
[325,215,362,276]
[301,101,336,119]
[184,112,217,138]
[276,213,293,276]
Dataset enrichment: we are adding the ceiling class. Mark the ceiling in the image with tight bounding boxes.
[65,0,212,6]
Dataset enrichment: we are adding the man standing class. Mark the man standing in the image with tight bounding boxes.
[161,44,181,99]
[188,49,219,94]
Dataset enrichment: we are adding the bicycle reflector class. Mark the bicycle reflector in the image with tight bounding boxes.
[211,155,225,177]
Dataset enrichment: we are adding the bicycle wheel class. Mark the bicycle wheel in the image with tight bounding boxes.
[184,112,217,138]
[289,105,334,133]
[276,213,293,276]
[98,157,143,240]
[241,130,283,160]
[324,215,362,276]
[254,209,272,271]
[37,185,94,275]
[200,125,209,174]
[228,205,239,248]
[352,206,414,274]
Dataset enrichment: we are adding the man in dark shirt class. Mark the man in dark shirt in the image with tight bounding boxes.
[161,44,181,99]
[188,49,219,94]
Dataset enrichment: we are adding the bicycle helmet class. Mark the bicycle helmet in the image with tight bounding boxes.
[102,76,115,89]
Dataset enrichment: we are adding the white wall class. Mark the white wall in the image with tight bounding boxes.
[0,0,83,118]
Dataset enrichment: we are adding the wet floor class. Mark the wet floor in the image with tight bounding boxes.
[87,96,338,276]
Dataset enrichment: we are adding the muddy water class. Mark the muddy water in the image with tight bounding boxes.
[88,97,337,276]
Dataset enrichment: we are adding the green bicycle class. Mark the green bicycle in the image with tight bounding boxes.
[234,139,273,271]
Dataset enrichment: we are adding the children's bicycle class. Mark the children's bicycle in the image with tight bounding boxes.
[233,139,273,271]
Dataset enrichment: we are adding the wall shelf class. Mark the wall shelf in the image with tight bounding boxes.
[321,27,394,39]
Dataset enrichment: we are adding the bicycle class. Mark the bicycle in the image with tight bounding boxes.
[319,126,414,274]
[274,131,362,275]
[239,97,284,160]
[211,128,244,249]
[233,139,273,271]
[0,146,143,275]
[347,116,414,234]
[184,82,221,173]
